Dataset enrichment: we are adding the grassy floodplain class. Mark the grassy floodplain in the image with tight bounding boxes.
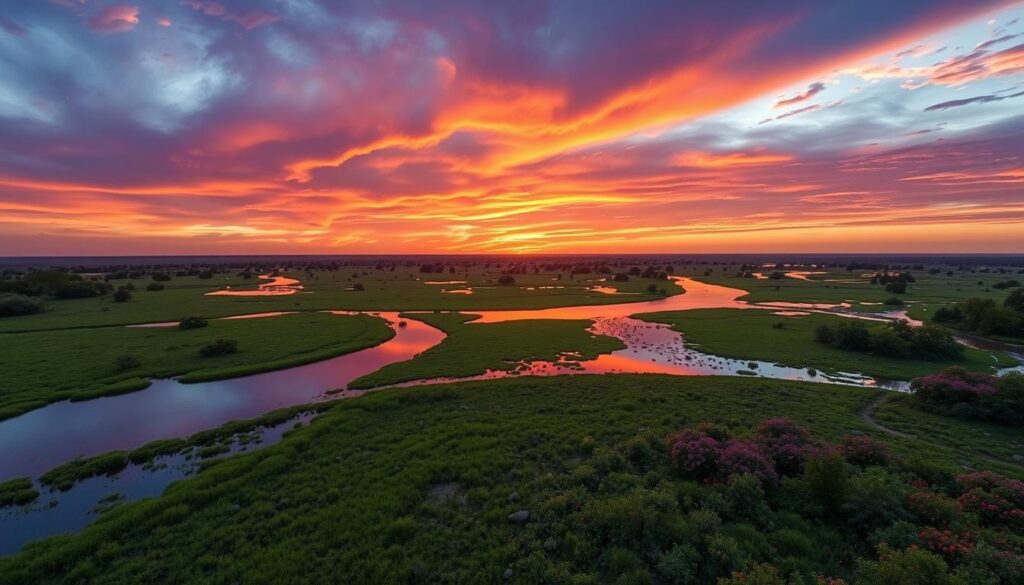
[1,375,1021,584]
[350,312,625,388]
[636,309,1015,380]
[685,266,1022,321]
[0,268,680,333]
[0,312,393,421]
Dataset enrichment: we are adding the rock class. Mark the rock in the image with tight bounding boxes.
[503,568,513,580]
[507,491,520,502]
[508,510,530,524]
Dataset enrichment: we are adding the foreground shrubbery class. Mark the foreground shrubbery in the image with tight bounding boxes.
[653,419,1022,584]
[814,320,962,361]
[910,368,1024,426]
[2,377,1020,584]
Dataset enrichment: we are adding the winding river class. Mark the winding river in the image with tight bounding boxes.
[2,276,1020,555]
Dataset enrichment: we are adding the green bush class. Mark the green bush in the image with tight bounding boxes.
[199,338,238,357]
[0,293,43,317]
[178,316,209,329]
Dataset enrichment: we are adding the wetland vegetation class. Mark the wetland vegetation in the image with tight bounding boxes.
[1,254,1022,583]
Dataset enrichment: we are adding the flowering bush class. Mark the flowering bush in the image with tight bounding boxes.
[912,368,998,402]
[917,527,974,560]
[909,369,1024,426]
[838,434,893,468]
[906,490,963,528]
[752,418,820,476]
[668,424,730,480]
[719,440,779,486]
[667,423,778,485]
[957,472,1024,528]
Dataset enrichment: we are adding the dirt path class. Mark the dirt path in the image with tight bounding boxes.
[860,392,1023,471]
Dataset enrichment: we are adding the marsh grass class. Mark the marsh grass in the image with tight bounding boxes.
[636,309,1013,380]
[349,312,625,387]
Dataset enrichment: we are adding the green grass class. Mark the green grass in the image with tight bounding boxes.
[687,267,1021,317]
[350,312,625,388]
[1,375,1019,583]
[873,394,1024,464]
[0,269,681,333]
[0,477,37,508]
[0,313,394,421]
[634,309,1014,380]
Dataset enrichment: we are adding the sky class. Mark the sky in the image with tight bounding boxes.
[0,1,1023,255]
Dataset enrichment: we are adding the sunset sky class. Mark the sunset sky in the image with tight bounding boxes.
[1,1,1023,255]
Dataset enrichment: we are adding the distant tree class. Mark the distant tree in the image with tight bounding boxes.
[884,281,907,294]
[146,282,165,291]
[151,272,172,282]
[352,283,365,291]
[1005,289,1024,314]
[613,273,630,282]
[197,271,214,280]
[497,275,516,286]
[178,316,208,330]
[768,271,786,280]
[112,289,132,303]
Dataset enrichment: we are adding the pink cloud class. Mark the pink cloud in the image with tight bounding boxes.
[157,16,172,28]
[89,4,140,33]
[773,81,826,108]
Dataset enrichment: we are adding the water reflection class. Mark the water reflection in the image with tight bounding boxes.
[0,313,443,482]
[395,317,904,392]
[205,274,304,296]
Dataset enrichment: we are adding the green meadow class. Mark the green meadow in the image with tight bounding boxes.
[683,266,1021,319]
[350,312,625,388]
[636,309,1014,380]
[0,268,680,333]
[0,312,393,421]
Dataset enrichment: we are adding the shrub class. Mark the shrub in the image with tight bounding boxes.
[613,273,630,282]
[352,282,365,291]
[906,490,964,528]
[956,471,1024,528]
[497,275,516,285]
[0,293,43,317]
[884,297,905,306]
[805,451,847,517]
[856,544,960,585]
[910,369,1022,426]
[719,441,778,486]
[668,426,723,480]
[885,281,907,294]
[751,418,818,476]
[112,289,132,302]
[814,321,961,361]
[53,281,109,299]
[115,354,141,371]
[1005,289,1024,313]
[199,339,238,357]
[146,282,165,291]
[838,435,893,467]
[719,563,787,585]
[151,272,172,282]
[178,316,208,329]
[842,468,911,533]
